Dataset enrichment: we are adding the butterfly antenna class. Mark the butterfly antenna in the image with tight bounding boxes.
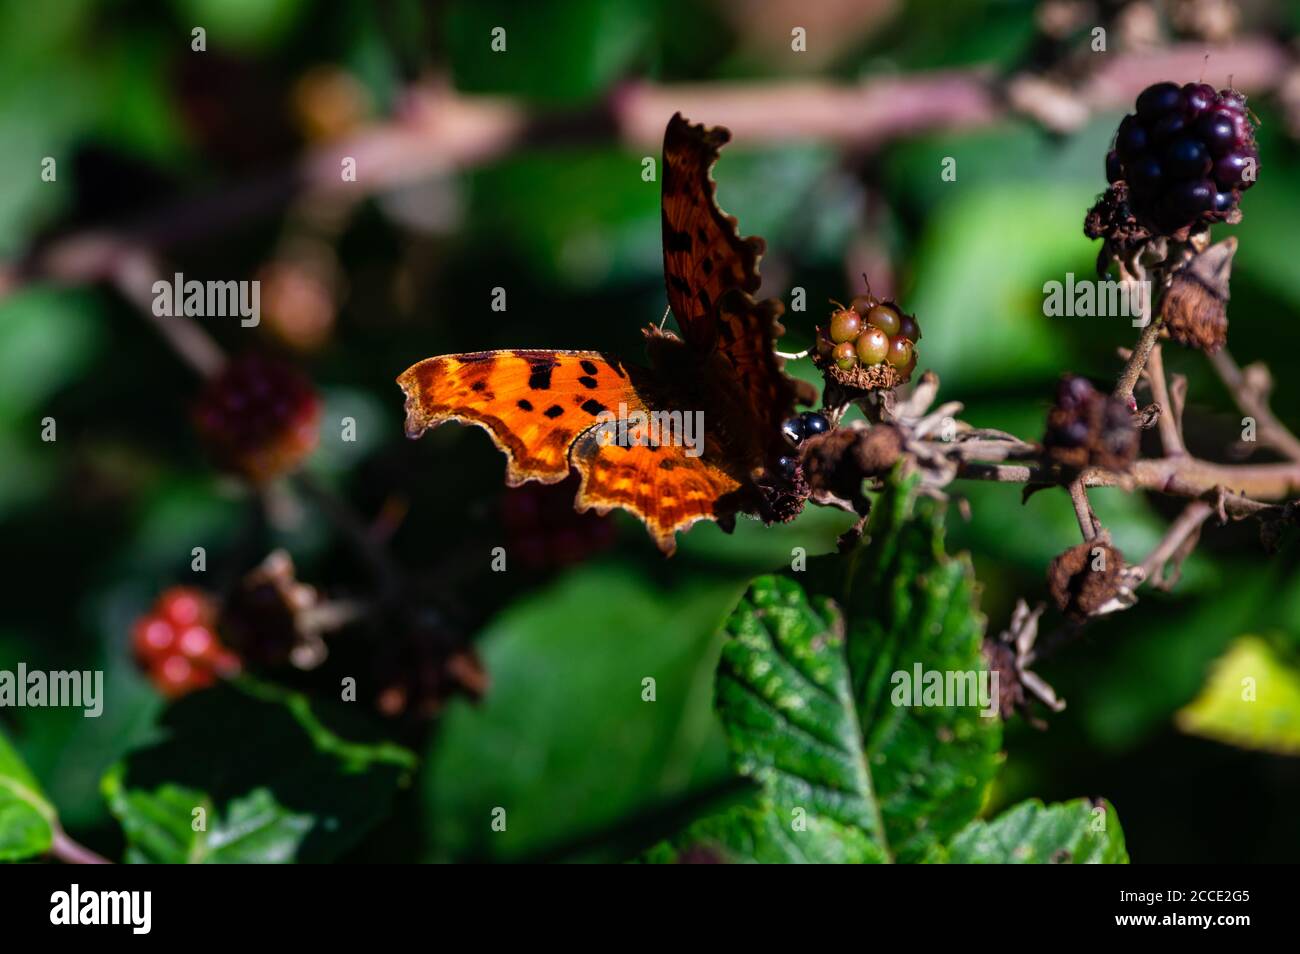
[775,347,810,360]
[659,305,671,330]
[1200,54,1209,83]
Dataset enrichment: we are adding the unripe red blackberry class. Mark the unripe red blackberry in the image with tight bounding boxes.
[1098,81,1259,237]
[828,308,862,343]
[864,303,901,337]
[132,586,240,698]
[854,326,889,365]
[885,335,913,369]
[193,353,321,483]
[813,290,922,391]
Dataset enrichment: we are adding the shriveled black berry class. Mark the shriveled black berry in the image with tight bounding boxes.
[776,455,799,479]
[781,416,806,446]
[1136,82,1182,119]
[1164,137,1209,179]
[1060,420,1090,447]
[1058,375,1094,410]
[800,412,830,437]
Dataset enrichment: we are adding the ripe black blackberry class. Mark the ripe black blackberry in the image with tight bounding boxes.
[1103,81,1258,237]
[780,411,831,447]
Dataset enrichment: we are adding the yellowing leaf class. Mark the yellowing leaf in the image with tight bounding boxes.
[1176,635,1300,756]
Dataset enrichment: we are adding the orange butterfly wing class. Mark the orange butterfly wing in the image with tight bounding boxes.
[397,349,747,553]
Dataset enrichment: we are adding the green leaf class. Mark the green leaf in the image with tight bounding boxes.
[647,477,1002,863]
[834,478,1003,862]
[103,679,415,863]
[1176,634,1300,756]
[0,725,57,861]
[902,184,1088,393]
[424,560,742,862]
[711,575,889,862]
[937,798,1129,864]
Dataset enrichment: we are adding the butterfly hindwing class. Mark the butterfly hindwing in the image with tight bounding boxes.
[570,428,745,556]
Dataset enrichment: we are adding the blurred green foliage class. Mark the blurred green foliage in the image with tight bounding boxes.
[0,0,1297,863]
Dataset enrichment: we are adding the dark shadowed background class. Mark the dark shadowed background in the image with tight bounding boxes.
[1,0,1299,863]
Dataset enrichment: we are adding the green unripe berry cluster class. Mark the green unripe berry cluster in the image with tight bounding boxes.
[817,295,920,378]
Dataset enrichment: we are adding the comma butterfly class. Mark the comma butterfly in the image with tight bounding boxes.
[397,114,809,554]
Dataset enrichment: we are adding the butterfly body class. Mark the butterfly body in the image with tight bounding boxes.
[399,114,807,554]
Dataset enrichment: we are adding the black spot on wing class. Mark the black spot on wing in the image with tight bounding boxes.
[471,381,487,392]
[578,376,598,389]
[581,399,608,416]
[663,219,693,253]
[517,399,533,412]
[544,405,564,419]
[527,356,557,390]
[580,360,599,375]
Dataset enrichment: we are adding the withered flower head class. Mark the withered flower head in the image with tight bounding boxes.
[1047,540,1125,621]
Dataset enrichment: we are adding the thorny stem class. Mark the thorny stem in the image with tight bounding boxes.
[1113,317,1163,405]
